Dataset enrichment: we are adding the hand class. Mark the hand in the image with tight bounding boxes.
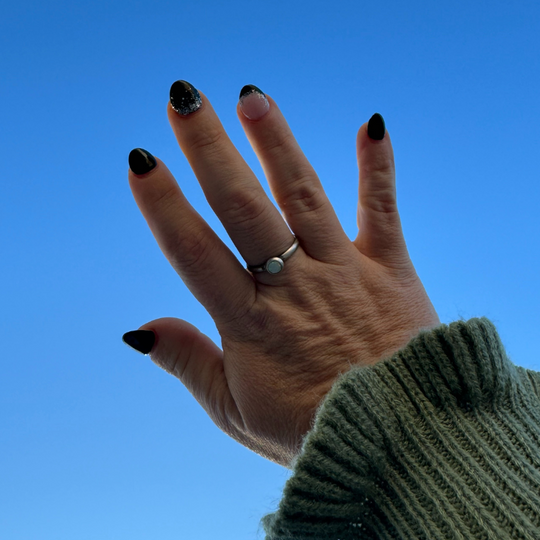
[126,82,440,467]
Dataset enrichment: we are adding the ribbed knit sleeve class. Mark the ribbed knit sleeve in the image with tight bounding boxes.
[261,317,540,539]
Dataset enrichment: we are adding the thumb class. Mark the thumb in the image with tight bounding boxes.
[354,113,410,267]
[122,318,238,431]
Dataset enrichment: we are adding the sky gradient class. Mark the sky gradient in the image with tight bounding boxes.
[1,0,539,538]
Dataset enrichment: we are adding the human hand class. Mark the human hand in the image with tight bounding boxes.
[124,82,440,467]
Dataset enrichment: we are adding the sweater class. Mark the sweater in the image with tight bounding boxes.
[261,317,540,539]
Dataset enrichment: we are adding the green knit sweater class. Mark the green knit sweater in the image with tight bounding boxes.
[261,318,540,539]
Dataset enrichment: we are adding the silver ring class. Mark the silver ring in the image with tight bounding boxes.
[247,237,300,275]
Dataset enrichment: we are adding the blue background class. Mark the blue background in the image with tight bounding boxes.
[1,0,539,538]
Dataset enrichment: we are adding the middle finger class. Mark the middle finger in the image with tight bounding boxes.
[168,80,294,270]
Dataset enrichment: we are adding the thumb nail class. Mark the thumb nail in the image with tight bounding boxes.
[122,330,155,355]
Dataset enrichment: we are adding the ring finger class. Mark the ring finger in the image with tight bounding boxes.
[237,85,350,263]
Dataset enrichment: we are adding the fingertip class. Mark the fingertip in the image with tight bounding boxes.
[167,86,207,122]
[359,114,386,140]
[128,148,158,177]
[357,123,394,170]
[122,329,156,355]
[133,318,224,389]
[137,318,200,360]
[238,85,270,121]
[367,113,386,141]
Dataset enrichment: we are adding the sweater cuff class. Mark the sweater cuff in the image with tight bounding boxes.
[262,317,540,539]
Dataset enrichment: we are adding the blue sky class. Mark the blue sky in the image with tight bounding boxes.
[1,0,539,538]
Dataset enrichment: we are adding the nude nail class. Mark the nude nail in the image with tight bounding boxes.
[239,85,270,120]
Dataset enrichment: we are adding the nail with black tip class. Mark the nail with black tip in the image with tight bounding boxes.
[239,84,265,99]
[122,330,156,355]
[129,148,157,175]
[170,80,202,116]
[368,113,386,140]
[239,85,269,120]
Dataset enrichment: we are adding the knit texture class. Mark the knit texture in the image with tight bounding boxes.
[261,318,540,539]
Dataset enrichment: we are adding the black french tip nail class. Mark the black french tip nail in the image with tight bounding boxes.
[239,84,265,99]
[368,113,386,140]
[122,330,155,355]
[170,80,202,116]
[129,148,157,175]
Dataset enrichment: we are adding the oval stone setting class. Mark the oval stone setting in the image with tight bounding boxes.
[266,257,284,274]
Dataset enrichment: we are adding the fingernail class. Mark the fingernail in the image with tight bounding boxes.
[239,85,270,120]
[122,330,155,355]
[170,80,202,116]
[129,148,157,175]
[368,113,386,140]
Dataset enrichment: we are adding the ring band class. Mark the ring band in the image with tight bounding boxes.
[247,237,300,275]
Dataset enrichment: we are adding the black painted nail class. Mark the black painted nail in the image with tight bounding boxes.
[170,80,202,116]
[122,330,155,355]
[239,84,266,99]
[129,148,157,175]
[367,113,386,140]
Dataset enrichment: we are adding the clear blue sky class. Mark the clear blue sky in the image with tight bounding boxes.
[1,0,539,538]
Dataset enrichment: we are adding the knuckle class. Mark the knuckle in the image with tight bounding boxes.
[259,129,294,158]
[281,177,326,215]
[169,226,213,275]
[147,184,182,215]
[229,301,271,341]
[256,130,327,216]
[221,188,268,228]
[369,151,395,176]
[168,332,198,381]
[361,168,398,214]
[187,128,223,153]
[362,187,398,214]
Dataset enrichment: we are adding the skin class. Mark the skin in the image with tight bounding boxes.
[128,90,440,468]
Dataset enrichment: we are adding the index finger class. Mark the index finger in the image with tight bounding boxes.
[128,150,255,323]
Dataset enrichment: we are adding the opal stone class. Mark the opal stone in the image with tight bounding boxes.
[266,258,284,274]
